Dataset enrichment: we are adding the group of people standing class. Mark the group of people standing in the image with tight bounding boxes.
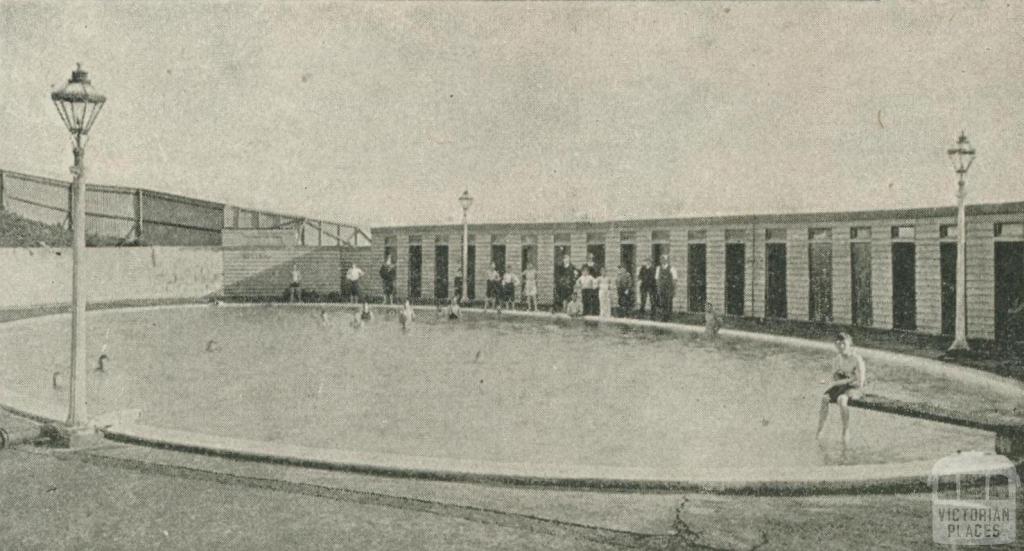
[483,261,539,312]
[554,254,613,317]
[556,253,679,321]
[292,253,680,321]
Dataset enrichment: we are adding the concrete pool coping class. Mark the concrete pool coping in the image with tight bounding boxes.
[2,302,1023,494]
[0,385,943,494]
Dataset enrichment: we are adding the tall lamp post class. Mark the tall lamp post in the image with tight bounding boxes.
[458,190,473,304]
[52,64,106,427]
[947,131,976,352]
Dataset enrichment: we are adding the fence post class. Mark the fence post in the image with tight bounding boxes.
[135,188,144,241]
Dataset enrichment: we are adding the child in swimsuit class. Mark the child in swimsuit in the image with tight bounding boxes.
[565,290,584,317]
[816,332,866,445]
[399,300,414,331]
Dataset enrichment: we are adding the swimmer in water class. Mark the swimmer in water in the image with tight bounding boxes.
[447,297,461,320]
[206,340,221,353]
[320,308,329,324]
[398,300,414,331]
[816,332,866,445]
[95,354,110,372]
[52,370,64,389]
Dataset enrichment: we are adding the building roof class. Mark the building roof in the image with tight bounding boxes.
[372,201,1024,234]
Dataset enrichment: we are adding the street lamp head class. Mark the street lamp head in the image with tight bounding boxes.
[52,63,107,146]
[946,131,976,176]
[458,189,474,212]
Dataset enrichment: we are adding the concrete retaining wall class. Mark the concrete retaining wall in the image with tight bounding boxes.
[221,246,381,299]
[0,247,223,308]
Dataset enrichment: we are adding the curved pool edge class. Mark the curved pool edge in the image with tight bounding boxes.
[2,302,1022,494]
[100,421,941,495]
[0,385,968,495]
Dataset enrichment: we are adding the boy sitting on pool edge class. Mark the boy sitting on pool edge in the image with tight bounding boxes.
[816,332,866,446]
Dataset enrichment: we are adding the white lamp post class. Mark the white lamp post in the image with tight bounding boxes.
[458,190,473,304]
[52,64,106,427]
[947,131,976,352]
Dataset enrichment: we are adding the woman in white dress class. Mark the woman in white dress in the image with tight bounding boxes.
[597,269,612,318]
[522,262,538,312]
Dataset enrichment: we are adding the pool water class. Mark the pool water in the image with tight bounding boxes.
[0,306,1011,472]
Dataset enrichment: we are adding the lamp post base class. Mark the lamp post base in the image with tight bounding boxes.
[45,423,105,449]
[947,338,971,353]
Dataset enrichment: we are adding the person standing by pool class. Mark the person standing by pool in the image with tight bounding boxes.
[346,263,365,303]
[582,252,598,279]
[598,268,613,318]
[637,258,656,319]
[453,269,464,303]
[554,255,579,313]
[522,262,538,312]
[501,270,519,311]
[817,332,866,445]
[704,302,721,338]
[484,262,501,312]
[616,264,634,316]
[379,255,396,305]
[577,267,599,316]
[653,255,677,322]
[288,264,302,303]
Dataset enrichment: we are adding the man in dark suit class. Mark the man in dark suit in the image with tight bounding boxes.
[554,255,579,312]
[654,255,678,322]
[637,257,656,319]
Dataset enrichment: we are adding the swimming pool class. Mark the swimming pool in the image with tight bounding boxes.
[0,305,1016,474]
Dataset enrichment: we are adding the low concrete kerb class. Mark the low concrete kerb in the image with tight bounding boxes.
[3,302,1024,494]
[99,421,940,495]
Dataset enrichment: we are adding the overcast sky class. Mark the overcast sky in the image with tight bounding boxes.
[1,1,1022,228]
